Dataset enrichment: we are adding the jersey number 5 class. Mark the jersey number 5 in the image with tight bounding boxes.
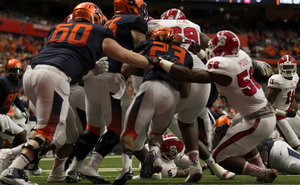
[237,67,260,96]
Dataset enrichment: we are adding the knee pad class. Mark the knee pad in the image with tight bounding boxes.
[22,137,50,160]
[73,130,100,160]
[95,130,120,156]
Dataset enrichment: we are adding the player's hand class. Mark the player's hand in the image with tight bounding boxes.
[252,59,271,76]
[188,42,200,55]
[145,56,161,68]
[93,57,109,75]
[22,111,29,124]
[286,110,296,117]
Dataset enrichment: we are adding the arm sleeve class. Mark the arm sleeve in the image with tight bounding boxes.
[14,97,26,112]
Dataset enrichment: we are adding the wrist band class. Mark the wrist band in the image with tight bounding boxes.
[197,49,206,60]
[160,59,173,73]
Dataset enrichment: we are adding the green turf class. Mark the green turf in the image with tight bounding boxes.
[28,155,300,185]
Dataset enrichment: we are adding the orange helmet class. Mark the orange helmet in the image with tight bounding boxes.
[215,115,233,127]
[150,26,180,45]
[5,59,23,81]
[114,0,148,19]
[72,2,103,25]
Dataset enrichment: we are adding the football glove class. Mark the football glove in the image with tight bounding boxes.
[93,57,109,75]
[252,59,271,76]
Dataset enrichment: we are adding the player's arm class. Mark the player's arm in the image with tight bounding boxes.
[102,37,152,69]
[200,32,210,50]
[131,29,146,46]
[290,93,298,111]
[121,63,144,77]
[265,87,280,104]
[175,168,190,177]
[160,61,232,86]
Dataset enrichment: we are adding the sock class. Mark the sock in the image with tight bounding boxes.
[187,150,201,168]
[11,144,24,155]
[122,148,133,171]
[242,161,266,179]
[68,156,83,171]
[51,154,67,174]
[86,151,104,171]
[10,154,30,169]
[247,153,265,169]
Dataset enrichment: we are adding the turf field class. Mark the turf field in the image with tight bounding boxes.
[29,155,299,185]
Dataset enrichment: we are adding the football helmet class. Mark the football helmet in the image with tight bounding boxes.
[114,0,148,19]
[278,55,297,78]
[5,59,23,82]
[206,30,240,60]
[72,2,103,25]
[150,26,180,45]
[161,134,185,160]
[63,14,73,23]
[161,8,186,20]
[215,115,233,127]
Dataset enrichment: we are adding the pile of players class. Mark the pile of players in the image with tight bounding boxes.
[0,0,299,185]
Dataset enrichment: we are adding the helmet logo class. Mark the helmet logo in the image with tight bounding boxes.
[218,35,227,46]
[169,145,178,155]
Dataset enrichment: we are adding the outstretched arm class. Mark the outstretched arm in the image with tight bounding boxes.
[160,59,232,86]
[102,37,152,69]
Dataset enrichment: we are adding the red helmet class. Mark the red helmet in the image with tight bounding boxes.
[278,55,297,78]
[206,30,240,60]
[161,134,185,160]
[72,2,103,25]
[114,0,148,20]
[63,14,73,23]
[5,59,23,81]
[161,8,186,20]
[215,115,233,127]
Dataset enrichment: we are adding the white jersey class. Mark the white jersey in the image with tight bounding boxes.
[148,19,201,49]
[205,50,267,116]
[148,19,205,69]
[268,140,300,174]
[267,73,299,111]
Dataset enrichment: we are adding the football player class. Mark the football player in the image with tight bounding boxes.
[215,115,300,175]
[154,30,278,183]
[132,134,191,179]
[114,26,195,185]
[0,2,157,184]
[147,8,236,181]
[0,59,28,148]
[265,55,300,150]
[65,0,149,183]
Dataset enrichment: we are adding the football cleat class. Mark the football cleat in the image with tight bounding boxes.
[77,165,110,184]
[64,169,79,183]
[0,168,37,185]
[256,169,277,183]
[25,162,42,176]
[0,149,17,174]
[211,163,236,180]
[113,167,133,185]
[185,165,202,182]
[140,150,157,178]
[47,171,65,183]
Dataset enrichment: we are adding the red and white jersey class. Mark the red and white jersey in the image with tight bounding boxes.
[148,19,201,49]
[161,157,177,178]
[205,50,267,116]
[148,19,204,69]
[267,73,299,111]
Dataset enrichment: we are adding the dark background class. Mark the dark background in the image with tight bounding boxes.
[1,0,299,34]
